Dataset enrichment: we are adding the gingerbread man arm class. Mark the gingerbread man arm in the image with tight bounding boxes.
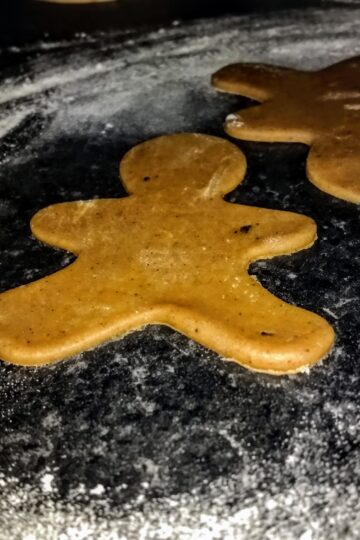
[212,64,314,143]
[223,100,314,144]
[222,203,317,262]
[31,200,111,253]
[212,62,297,101]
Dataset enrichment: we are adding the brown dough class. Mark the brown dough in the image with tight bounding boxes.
[0,133,334,373]
[212,56,360,203]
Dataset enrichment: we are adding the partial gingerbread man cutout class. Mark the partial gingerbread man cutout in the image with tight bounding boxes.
[212,56,360,203]
[0,134,334,373]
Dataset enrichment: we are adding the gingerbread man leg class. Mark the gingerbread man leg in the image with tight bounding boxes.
[30,200,119,253]
[0,258,151,366]
[307,136,360,203]
[160,274,333,374]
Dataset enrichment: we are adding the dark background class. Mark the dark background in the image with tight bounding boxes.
[0,0,350,47]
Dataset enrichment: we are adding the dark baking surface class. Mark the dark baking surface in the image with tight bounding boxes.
[0,6,360,539]
[0,0,348,47]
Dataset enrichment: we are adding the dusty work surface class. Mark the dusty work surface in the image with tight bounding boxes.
[0,6,359,539]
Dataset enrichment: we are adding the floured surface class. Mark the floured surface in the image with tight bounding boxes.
[0,6,359,540]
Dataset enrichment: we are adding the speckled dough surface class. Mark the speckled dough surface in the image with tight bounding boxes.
[212,56,360,203]
[0,133,333,372]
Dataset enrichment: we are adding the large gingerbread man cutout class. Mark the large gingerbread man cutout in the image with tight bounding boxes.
[212,56,360,203]
[0,134,334,374]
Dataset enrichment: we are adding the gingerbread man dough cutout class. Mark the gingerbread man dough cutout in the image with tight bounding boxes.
[0,134,334,373]
[212,56,360,203]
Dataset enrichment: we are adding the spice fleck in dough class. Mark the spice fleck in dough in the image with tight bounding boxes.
[212,56,360,203]
[0,133,334,373]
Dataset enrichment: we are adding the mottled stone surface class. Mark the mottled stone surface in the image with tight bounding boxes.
[0,7,359,539]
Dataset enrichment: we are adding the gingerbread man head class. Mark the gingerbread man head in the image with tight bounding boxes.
[120,133,246,200]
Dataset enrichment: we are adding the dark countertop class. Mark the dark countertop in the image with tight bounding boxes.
[0,0,351,46]
[0,5,360,539]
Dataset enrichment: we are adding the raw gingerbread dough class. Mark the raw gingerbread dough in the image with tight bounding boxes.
[0,133,334,373]
[212,56,360,203]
